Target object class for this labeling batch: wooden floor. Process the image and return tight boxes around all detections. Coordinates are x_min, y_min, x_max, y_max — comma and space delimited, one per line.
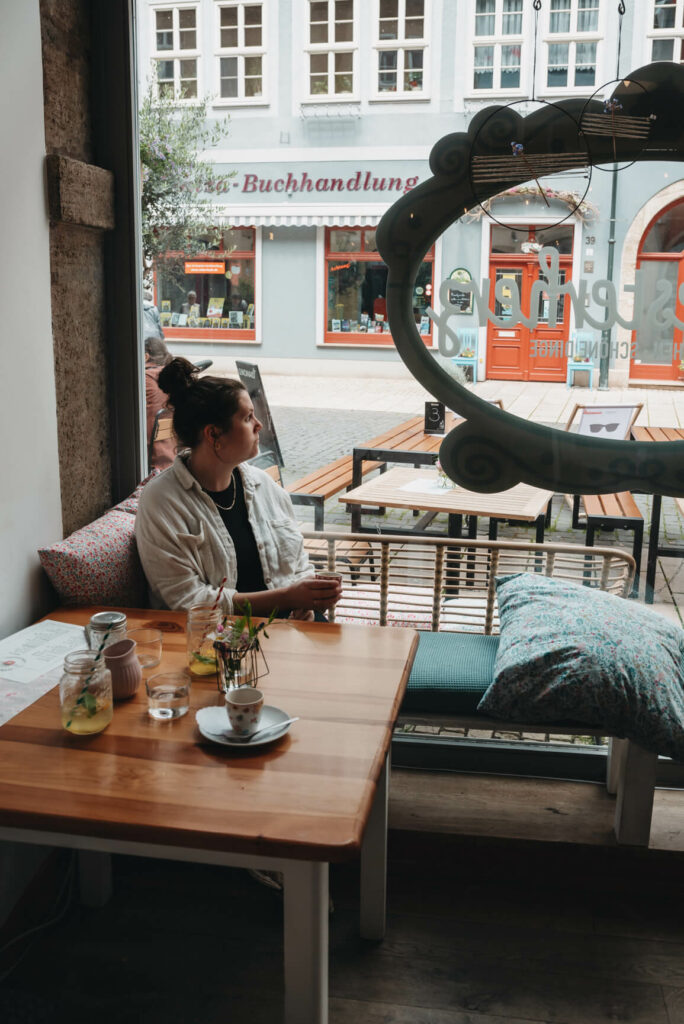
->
2, 770, 684, 1024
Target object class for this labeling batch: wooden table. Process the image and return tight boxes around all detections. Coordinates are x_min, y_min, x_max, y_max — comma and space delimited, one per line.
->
632, 426, 684, 603
351, 412, 461, 488
0, 607, 417, 1024
343, 466, 554, 541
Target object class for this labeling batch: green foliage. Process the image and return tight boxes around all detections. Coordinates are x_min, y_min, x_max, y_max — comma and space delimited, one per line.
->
220, 601, 277, 651
139, 77, 235, 284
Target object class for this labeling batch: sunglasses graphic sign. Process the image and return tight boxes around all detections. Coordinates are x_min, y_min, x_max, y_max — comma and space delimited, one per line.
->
377, 62, 684, 497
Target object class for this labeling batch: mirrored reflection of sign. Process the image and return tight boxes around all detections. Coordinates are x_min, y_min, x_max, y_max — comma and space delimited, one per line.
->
447, 267, 474, 314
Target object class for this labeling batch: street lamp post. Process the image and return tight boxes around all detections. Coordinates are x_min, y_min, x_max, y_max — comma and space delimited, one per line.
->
598, 163, 619, 390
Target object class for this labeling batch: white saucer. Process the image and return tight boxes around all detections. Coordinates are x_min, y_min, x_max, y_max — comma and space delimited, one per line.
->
196, 704, 293, 748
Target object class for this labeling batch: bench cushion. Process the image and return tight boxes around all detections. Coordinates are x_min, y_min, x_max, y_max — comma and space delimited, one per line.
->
404, 631, 500, 714
478, 573, 684, 760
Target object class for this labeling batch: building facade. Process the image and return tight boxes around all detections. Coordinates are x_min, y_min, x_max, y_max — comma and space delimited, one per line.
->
137, 0, 684, 383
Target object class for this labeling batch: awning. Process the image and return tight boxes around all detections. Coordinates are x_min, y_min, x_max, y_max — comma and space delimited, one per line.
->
211, 204, 387, 227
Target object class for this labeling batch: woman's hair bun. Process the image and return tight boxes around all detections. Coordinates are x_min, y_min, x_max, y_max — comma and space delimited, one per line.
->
158, 357, 198, 405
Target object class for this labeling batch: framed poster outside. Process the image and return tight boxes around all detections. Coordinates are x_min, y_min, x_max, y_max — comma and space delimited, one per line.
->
448, 268, 474, 314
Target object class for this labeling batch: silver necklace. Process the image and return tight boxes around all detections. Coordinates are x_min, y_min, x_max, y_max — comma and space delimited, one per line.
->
209, 471, 236, 511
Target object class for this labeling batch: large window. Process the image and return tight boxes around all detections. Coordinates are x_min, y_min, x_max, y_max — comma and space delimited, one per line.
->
375, 0, 428, 97
544, 0, 600, 89
325, 228, 434, 345
216, 2, 265, 101
152, 4, 199, 99
649, 0, 684, 61
306, 0, 356, 99
155, 228, 257, 341
472, 0, 523, 92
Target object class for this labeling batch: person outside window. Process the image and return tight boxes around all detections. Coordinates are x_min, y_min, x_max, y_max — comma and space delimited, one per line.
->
144, 336, 175, 471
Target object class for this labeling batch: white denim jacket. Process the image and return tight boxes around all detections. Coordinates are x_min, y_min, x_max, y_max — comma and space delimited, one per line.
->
135, 455, 311, 612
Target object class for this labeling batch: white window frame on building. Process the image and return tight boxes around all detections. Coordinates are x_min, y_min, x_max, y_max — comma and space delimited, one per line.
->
214, 1, 267, 104
469, 0, 527, 97
540, 0, 603, 94
150, 2, 201, 101
304, 0, 358, 102
371, 0, 430, 101
647, 0, 684, 63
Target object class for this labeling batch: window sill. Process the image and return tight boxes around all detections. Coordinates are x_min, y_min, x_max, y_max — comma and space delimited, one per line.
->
212, 99, 270, 108
164, 327, 258, 343
322, 333, 434, 348
368, 94, 431, 103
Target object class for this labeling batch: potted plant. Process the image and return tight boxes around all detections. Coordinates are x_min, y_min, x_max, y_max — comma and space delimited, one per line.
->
213, 602, 276, 693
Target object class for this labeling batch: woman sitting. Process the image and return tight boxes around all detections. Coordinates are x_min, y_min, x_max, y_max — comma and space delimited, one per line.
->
136, 357, 342, 619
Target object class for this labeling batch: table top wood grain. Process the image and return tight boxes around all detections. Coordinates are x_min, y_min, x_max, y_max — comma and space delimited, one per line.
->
343, 467, 554, 521
0, 608, 417, 862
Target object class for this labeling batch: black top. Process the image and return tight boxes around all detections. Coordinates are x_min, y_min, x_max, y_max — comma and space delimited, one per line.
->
206, 470, 267, 595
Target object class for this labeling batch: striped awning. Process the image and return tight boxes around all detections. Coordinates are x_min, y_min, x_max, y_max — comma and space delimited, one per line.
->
212, 204, 386, 227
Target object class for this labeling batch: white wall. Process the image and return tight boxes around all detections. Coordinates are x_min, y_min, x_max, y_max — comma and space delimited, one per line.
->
0, 0, 62, 641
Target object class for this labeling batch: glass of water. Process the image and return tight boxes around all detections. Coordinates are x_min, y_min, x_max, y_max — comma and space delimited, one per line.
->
126, 628, 163, 668
145, 672, 190, 720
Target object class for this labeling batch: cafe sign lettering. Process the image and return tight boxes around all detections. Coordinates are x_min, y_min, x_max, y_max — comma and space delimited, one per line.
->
378, 63, 684, 497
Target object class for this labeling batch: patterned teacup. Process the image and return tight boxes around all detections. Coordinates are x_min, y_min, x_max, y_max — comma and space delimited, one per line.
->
225, 687, 264, 737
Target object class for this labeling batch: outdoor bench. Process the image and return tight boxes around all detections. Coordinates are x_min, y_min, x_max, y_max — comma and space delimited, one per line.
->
302, 530, 661, 848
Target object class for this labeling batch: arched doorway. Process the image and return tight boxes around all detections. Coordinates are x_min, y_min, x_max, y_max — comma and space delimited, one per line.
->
630, 198, 684, 381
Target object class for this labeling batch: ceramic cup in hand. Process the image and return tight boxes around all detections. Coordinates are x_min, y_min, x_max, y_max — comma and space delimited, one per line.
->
225, 687, 264, 737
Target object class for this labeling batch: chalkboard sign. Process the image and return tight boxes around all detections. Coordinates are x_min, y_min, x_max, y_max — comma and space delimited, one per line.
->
447, 267, 474, 314
236, 361, 285, 468
424, 401, 446, 435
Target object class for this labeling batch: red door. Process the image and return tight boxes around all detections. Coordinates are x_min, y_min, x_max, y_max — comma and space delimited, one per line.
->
629, 254, 684, 380
486, 227, 573, 382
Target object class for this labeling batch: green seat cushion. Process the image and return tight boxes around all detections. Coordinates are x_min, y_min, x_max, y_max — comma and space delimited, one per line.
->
404, 631, 500, 715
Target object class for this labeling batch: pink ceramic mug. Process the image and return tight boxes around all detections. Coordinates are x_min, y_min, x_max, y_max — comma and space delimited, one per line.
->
104, 638, 142, 700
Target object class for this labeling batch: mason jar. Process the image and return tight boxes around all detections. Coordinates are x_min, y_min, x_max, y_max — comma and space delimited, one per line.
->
187, 604, 222, 678
59, 650, 113, 735
85, 611, 128, 651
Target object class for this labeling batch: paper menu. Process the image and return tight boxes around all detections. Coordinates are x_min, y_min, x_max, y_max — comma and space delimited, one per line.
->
0, 619, 86, 685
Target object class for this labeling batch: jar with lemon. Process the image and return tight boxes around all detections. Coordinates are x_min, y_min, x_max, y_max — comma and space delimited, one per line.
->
187, 604, 222, 677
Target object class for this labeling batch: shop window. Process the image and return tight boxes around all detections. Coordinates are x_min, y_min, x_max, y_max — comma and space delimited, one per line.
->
543, 0, 600, 89
155, 228, 257, 341
324, 227, 434, 346
306, 0, 356, 98
490, 223, 574, 255
375, 0, 428, 96
472, 0, 523, 91
216, 3, 265, 100
152, 5, 199, 99
649, 0, 684, 61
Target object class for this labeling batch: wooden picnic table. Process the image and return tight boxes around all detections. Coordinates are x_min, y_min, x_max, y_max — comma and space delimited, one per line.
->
287, 412, 460, 529
632, 426, 684, 603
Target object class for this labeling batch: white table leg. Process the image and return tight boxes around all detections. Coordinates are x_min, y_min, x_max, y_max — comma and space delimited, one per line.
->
606, 736, 627, 795
614, 741, 658, 846
360, 753, 389, 941
78, 850, 112, 906
283, 860, 328, 1024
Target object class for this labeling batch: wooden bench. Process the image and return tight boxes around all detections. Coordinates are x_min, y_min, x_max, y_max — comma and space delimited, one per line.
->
572, 492, 643, 597
301, 529, 662, 847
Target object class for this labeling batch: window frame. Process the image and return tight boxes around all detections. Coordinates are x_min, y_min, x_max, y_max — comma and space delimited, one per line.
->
539, 0, 603, 95
371, 0, 431, 102
213, 1, 268, 106
647, 0, 684, 64
303, 0, 359, 103
154, 228, 260, 344
149, 1, 202, 103
323, 227, 435, 347
467, 0, 527, 98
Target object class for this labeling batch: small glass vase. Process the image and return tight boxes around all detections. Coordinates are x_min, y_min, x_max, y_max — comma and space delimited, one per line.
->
214, 638, 269, 694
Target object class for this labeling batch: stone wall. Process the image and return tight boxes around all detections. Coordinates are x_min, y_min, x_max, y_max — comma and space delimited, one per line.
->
40, 0, 113, 535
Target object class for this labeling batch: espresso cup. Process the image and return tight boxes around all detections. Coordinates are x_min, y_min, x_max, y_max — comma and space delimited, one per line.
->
225, 687, 264, 737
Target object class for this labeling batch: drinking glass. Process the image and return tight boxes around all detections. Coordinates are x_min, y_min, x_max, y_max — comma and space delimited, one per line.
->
145, 672, 191, 720
126, 627, 163, 668
60, 651, 113, 735
187, 604, 221, 677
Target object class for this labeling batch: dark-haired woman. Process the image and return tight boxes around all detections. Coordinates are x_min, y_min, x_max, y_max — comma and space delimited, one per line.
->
135, 357, 342, 618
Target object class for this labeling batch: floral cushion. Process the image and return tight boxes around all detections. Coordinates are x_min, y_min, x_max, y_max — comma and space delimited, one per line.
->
477, 573, 684, 760
37, 476, 161, 607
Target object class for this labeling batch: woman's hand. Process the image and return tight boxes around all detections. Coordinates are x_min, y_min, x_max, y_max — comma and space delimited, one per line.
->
284, 576, 343, 612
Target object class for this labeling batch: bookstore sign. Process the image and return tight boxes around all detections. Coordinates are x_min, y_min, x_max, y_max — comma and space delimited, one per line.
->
184, 261, 225, 275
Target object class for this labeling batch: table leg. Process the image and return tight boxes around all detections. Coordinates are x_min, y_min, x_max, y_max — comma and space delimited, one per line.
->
645, 494, 662, 605
360, 753, 389, 941
283, 860, 329, 1024
78, 850, 112, 907
535, 514, 545, 544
